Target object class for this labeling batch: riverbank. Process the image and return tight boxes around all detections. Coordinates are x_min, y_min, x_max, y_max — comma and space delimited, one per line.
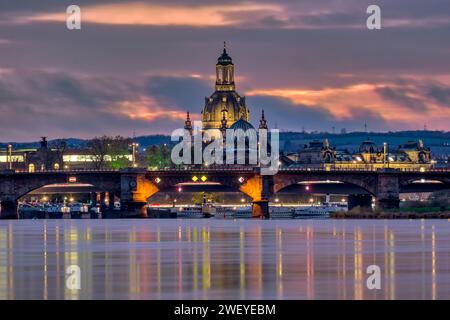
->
332, 210, 450, 219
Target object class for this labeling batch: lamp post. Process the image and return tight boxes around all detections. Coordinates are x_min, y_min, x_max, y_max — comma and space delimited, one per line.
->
383, 142, 389, 168
7, 144, 12, 170
131, 142, 139, 167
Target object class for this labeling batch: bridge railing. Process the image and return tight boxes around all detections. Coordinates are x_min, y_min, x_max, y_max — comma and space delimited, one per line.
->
12, 168, 120, 174
5, 166, 450, 175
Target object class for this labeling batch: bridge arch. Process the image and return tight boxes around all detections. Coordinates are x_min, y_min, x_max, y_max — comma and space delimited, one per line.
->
144, 171, 261, 202
7, 172, 121, 202
398, 176, 450, 194
273, 172, 377, 196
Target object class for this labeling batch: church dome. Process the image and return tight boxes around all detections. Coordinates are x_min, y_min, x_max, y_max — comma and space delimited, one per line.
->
230, 118, 255, 131
359, 140, 378, 153
202, 91, 249, 129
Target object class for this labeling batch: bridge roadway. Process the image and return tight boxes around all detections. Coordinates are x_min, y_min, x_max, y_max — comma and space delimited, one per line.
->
1, 167, 449, 218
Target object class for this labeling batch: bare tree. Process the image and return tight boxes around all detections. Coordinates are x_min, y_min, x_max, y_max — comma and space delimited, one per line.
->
87, 136, 132, 169
88, 136, 110, 169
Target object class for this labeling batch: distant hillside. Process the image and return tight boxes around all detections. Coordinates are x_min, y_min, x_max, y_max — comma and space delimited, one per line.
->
2, 131, 449, 157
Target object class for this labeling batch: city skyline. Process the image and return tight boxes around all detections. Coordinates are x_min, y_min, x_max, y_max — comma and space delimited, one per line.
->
1, 0, 450, 141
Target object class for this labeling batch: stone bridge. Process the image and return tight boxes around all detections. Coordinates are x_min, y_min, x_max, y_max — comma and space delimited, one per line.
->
1, 167, 449, 219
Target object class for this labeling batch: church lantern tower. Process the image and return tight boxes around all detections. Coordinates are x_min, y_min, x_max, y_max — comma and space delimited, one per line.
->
215, 42, 235, 92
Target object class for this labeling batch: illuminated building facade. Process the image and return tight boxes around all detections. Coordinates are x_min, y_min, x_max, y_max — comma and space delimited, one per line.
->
289, 139, 433, 171
0, 137, 132, 171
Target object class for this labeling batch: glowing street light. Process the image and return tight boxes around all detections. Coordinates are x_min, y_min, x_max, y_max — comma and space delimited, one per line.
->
7, 144, 12, 170
131, 142, 139, 167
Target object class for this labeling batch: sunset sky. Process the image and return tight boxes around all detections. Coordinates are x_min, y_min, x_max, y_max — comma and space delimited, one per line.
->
0, 0, 449, 141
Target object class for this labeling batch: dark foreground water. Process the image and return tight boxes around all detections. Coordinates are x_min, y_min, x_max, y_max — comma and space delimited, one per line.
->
0, 219, 449, 300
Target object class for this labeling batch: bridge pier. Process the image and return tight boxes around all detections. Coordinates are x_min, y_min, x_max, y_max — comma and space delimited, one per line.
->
348, 194, 372, 211
376, 197, 400, 211
0, 200, 18, 219
376, 170, 400, 211
252, 200, 269, 218
239, 171, 272, 219
120, 201, 147, 218
120, 169, 159, 218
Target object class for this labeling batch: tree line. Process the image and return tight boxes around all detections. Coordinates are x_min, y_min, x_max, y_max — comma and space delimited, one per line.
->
86, 135, 172, 170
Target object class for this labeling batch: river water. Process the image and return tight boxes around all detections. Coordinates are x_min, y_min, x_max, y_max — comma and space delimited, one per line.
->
0, 219, 448, 300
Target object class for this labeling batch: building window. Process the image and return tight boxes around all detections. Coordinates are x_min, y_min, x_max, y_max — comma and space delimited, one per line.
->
28, 164, 35, 173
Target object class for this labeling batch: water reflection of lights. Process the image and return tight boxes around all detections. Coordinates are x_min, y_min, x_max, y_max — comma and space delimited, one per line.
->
0, 221, 447, 299
354, 227, 363, 300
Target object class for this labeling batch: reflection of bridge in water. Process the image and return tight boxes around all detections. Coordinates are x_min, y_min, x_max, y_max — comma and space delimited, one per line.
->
1, 167, 449, 218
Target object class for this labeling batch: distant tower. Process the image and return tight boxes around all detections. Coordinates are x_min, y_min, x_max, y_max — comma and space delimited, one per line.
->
184, 111, 193, 135
364, 122, 368, 133
220, 110, 228, 133
259, 109, 268, 130
40, 137, 48, 149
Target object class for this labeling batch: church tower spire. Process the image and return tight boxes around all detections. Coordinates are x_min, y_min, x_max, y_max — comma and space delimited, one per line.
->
220, 109, 228, 132
259, 109, 268, 129
184, 111, 193, 135
215, 41, 235, 91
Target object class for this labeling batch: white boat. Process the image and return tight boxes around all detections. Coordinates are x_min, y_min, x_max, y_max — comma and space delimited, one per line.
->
214, 206, 235, 219
270, 206, 295, 219
177, 206, 204, 218
294, 205, 333, 218
320, 202, 348, 213
18, 204, 46, 219
233, 206, 252, 218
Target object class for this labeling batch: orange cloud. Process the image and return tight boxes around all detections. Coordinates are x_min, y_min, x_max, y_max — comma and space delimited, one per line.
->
246, 82, 450, 128
21, 2, 284, 27
110, 96, 198, 123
